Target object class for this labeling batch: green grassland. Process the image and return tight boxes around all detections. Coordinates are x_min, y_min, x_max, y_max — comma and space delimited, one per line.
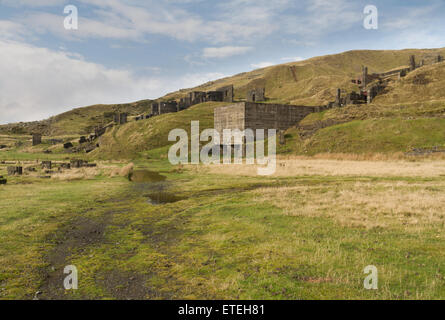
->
1, 159, 445, 299
2, 48, 445, 300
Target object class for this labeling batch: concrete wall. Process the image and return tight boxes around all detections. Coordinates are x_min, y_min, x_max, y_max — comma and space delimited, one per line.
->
214, 102, 324, 138
244, 102, 320, 131
214, 102, 246, 137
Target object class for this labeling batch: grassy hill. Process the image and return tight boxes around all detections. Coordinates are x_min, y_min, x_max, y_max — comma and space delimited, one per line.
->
92, 48, 445, 159
0, 100, 152, 136
3, 47, 445, 159
94, 102, 226, 159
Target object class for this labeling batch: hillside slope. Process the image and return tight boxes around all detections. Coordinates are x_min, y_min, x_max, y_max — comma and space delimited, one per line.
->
94, 102, 226, 159
93, 48, 445, 159
164, 48, 445, 106
4, 47, 445, 158
0, 100, 152, 136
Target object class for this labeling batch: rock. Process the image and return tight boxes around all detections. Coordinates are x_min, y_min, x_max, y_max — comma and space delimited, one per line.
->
63, 142, 74, 149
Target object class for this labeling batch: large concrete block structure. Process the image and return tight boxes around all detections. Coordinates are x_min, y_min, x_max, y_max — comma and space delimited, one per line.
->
214, 102, 326, 138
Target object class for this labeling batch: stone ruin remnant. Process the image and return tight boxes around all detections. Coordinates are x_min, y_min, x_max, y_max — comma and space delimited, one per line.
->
151, 101, 178, 116
247, 88, 266, 102
41, 161, 52, 170
345, 91, 367, 105
334, 88, 343, 107
362, 66, 369, 88
216, 85, 234, 103
410, 55, 416, 71
79, 136, 87, 144
279, 131, 286, 145
60, 163, 71, 169
64, 142, 74, 149
438, 55, 443, 63
7, 166, 23, 176
32, 133, 42, 146
114, 113, 128, 125
0, 176, 7, 185
70, 159, 87, 168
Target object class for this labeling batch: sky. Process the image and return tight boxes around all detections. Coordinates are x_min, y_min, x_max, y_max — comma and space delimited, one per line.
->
0, 0, 444, 124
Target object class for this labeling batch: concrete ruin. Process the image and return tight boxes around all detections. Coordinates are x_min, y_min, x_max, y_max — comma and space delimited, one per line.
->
410, 55, 416, 71
114, 113, 128, 125
70, 159, 94, 168
214, 102, 328, 138
247, 88, 266, 102
60, 163, 71, 169
151, 85, 234, 117
151, 101, 178, 116
79, 136, 87, 144
32, 133, 42, 146
7, 166, 23, 176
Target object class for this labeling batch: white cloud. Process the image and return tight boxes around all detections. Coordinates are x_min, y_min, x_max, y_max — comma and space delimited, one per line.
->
203, 46, 252, 59
281, 56, 305, 62
9, 0, 281, 44
0, 39, 226, 124
250, 62, 275, 69
0, 20, 28, 40
250, 56, 305, 69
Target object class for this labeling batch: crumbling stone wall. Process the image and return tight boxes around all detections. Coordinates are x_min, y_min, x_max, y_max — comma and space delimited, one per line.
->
7, 166, 23, 176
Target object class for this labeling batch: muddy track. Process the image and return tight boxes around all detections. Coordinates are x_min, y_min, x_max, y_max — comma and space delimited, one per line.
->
35, 174, 270, 300
36, 184, 169, 300
36, 196, 147, 300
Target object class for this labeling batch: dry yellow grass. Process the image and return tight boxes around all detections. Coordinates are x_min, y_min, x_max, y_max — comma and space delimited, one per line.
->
50, 167, 102, 181
203, 158, 445, 178
252, 181, 445, 229
109, 162, 134, 178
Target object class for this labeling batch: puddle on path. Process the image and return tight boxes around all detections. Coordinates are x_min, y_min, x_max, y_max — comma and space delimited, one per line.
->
130, 170, 166, 183
129, 170, 182, 205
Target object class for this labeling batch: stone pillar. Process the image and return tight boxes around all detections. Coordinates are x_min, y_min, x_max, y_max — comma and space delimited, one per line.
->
362, 66, 368, 88
32, 134, 42, 146
410, 55, 416, 71
279, 131, 286, 145
335, 88, 341, 106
